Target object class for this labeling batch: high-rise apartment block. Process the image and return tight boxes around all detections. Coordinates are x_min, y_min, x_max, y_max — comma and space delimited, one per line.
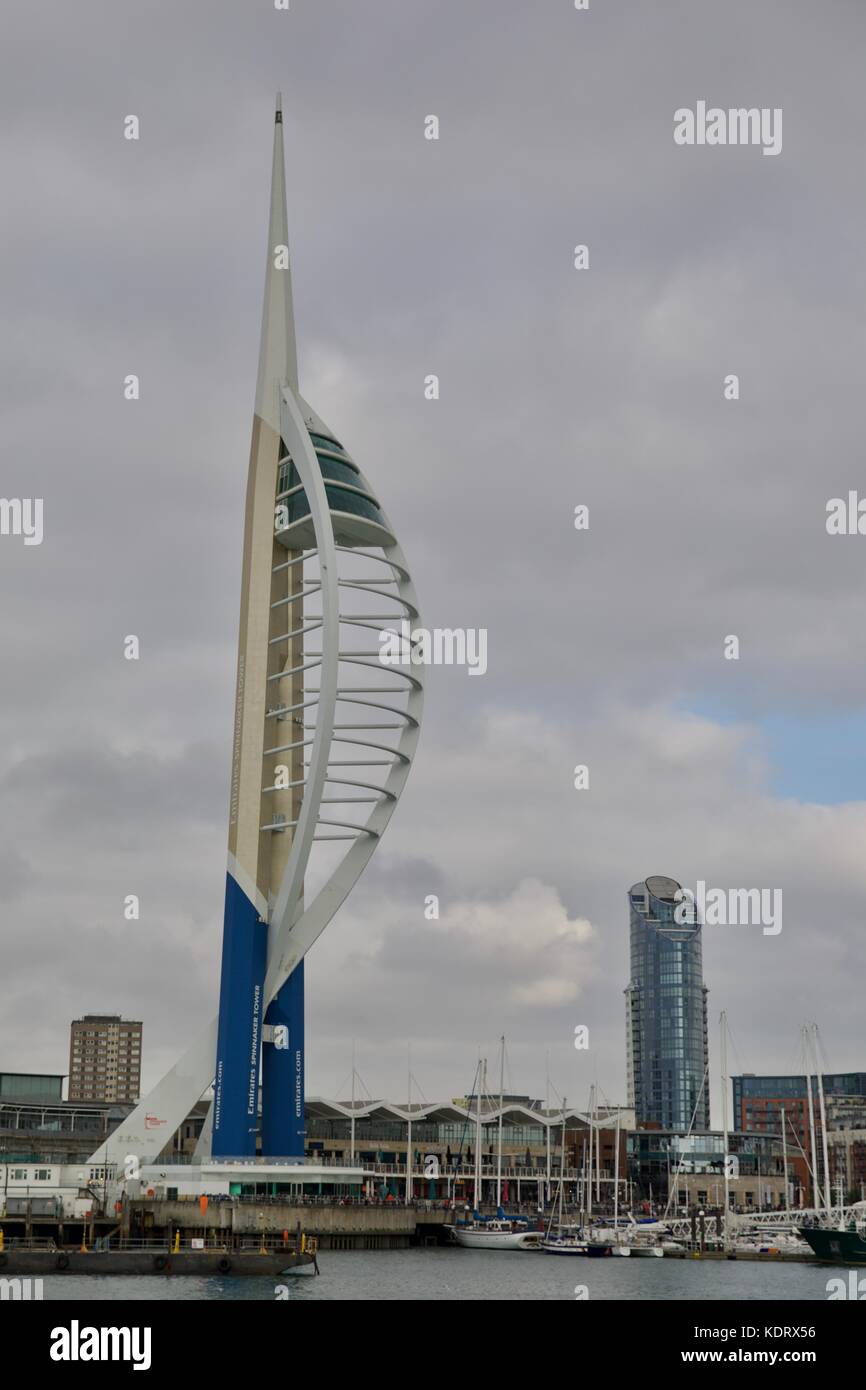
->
68, 1014, 142, 1103
626, 875, 710, 1131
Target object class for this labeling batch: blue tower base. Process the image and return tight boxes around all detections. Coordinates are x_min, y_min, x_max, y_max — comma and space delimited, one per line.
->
261, 964, 305, 1159
212, 872, 268, 1158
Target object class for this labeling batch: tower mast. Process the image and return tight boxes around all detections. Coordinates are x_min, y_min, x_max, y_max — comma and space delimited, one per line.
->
213, 93, 305, 1158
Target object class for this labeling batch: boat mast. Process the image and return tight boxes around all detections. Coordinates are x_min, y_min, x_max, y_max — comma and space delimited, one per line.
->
803, 1024, 819, 1213
406, 1045, 412, 1207
594, 1081, 600, 1204
544, 1103, 566, 1241
721, 1011, 730, 1249
496, 1035, 504, 1208
781, 1104, 789, 1210
545, 1053, 552, 1206
561, 1097, 567, 1219
586, 1085, 593, 1219
614, 1108, 621, 1234
350, 1039, 356, 1166
473, 1058, 483, 1211
812, 1024, 832, 1219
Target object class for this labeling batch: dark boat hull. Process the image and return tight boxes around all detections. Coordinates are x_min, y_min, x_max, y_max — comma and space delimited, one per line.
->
799, 1226, 866, 1264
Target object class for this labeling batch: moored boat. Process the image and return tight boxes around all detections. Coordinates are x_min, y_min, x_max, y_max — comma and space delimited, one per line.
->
799, 1221, 866, 1264
453, 1219, 543, 1250
625, 1234, 664, 1257
541, 1235, 589, 1256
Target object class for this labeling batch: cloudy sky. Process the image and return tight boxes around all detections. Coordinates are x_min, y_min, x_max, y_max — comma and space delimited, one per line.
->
1, 0, 864, 1124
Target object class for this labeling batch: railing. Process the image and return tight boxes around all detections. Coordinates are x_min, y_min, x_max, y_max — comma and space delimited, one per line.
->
145, 1155, 574, 1178
137, 1194, 455, 1210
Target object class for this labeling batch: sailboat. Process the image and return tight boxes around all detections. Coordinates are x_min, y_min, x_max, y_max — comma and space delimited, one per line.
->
622, 1222, 664, 1257
452, 1043, 544, 1251
539, 1096, 587, 1254
453, 1218, 544, 1250
606, 1112, 632, 1256
799, 1212, 866, 1264
581, 1091, 614, 1256
799, 1186, 866, 1261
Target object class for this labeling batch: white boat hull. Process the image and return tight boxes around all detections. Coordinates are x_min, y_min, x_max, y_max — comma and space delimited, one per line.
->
454, 1228, 541, 1250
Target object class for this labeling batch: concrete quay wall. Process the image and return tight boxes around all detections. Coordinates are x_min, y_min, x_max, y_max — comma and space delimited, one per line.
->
130, 1200, 450, 1249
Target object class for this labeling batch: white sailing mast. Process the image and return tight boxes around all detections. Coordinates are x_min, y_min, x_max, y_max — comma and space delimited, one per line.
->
406, 1045, 412, 1207
803, 1024, 819, 1212
613, 1108, 621, 1239
812, 1023, 832, 1219
781, 1104, 789, 1210
721, 1011, 730, 1250
496, 1036, 504, 1208
473, 1057, 483, 1211
545, 1053, 552, 1205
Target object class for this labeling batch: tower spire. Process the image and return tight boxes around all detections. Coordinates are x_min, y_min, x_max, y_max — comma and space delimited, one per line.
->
254, 93, 298, 429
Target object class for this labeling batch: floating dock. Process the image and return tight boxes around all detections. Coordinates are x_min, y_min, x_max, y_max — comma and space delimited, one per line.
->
0, 1246, 317, 1276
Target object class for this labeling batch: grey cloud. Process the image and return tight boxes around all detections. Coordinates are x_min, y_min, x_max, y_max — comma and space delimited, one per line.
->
0, 0, 862, 1112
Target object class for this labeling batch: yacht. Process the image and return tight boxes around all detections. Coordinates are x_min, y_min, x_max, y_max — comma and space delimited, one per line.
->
452, 1219, 543, 1250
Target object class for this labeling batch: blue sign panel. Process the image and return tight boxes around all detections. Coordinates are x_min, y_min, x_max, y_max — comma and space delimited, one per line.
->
261, 963, 305, 1159
212, 871, 268, 1157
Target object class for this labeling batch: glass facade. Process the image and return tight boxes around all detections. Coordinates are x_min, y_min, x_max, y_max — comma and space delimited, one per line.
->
733, 1073, 866, 1105
276, 438, 388, 532
0, 1073, 63, 1100
626, 875, 710, 1131
308, 432, 348, 456
281, 483, 386, 529
305, 1117, 548, 1146
732, 1073, 866, 1136
0, 1101, 118, 1137
627, 1129, 784, 1185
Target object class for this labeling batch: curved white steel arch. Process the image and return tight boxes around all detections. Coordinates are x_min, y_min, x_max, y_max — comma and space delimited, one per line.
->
268, 385, 341, 973
264, 387, 424, 999
88, 388, 423, 1166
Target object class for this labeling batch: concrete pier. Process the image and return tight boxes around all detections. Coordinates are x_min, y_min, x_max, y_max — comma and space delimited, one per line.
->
128, 1199, 451, 1250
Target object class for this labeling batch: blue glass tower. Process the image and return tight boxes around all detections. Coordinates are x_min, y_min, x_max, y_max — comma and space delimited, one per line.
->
626, 875, 710, 1131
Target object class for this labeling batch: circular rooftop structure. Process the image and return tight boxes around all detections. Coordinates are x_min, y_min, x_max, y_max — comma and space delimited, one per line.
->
644, 875, 682, 903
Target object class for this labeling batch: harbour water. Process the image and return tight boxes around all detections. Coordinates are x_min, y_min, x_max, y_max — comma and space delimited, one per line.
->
36, 1250, 850, 1301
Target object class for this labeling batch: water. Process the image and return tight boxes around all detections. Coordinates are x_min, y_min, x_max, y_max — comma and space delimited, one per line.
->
36, 1250, 849, 1300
